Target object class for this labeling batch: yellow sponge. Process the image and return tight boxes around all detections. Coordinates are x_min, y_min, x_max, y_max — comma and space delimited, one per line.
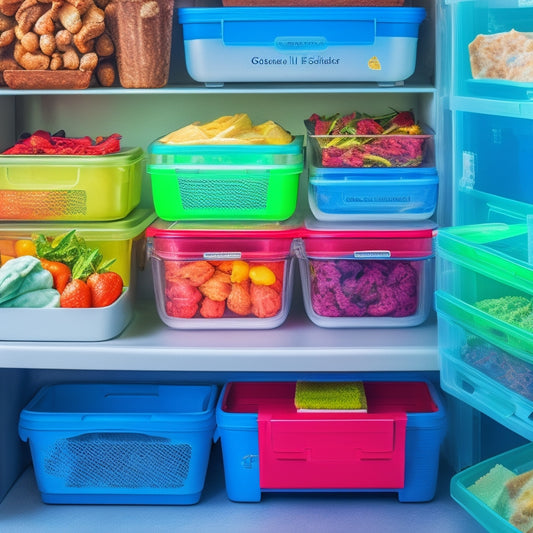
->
294, 381, 367, 412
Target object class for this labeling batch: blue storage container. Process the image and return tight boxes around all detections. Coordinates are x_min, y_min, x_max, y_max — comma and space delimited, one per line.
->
451, 442, 533, 533
308, 166, 438, 221
18, 383, 218, 505
178, 7, 426, 86
214, 379, 446, 503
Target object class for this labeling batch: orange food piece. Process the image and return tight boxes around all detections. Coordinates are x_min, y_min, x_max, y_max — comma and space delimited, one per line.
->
215, 261, 234, 274
199, 270, 232, 301
227, 280, 252, 316
40, 258, 71, 294
0, 253, 15, 266
250, 284, 282, 318
200, 297, 226, 318
0, 239, 16, 257
15, 239, 37, 257
167, 260, 215, 287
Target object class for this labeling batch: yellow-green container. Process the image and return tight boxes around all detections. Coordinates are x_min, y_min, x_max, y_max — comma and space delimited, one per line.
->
147, 136, 304, 221
0, 208, 156, 287
0, 147, 144, 221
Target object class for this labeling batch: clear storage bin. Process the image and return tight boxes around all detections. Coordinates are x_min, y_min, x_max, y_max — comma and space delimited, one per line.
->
146, 218, 299, 329
296, 218, 436, 328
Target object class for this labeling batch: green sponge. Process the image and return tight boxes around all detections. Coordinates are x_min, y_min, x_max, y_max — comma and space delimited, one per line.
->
294, 381, 367, 412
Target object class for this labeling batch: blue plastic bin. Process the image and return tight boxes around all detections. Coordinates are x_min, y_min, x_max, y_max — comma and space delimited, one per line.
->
178, 7, 426, 86
451, 442, 533, 533
214, 379, 446, 503
19, 383, 218, 505
308, 166, 438, 221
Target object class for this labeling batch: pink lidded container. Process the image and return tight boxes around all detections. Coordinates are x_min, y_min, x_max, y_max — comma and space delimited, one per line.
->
296, 218, 437, 328
146, 218, 301, 329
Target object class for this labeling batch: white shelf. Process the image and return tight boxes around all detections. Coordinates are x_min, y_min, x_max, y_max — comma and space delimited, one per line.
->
0, 82, 437, 96
0, 298, 439, 372
0, 447, 484, 533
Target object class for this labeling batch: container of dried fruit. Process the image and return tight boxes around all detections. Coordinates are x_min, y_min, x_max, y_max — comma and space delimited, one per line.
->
146, 218, 300, 329
0, 137, 144, 221
296, 218, 437, 328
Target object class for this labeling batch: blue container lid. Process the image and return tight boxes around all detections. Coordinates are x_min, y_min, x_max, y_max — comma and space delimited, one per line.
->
179, 7, 426, 45
309, 166, 438, 181
19, 384, 218, 435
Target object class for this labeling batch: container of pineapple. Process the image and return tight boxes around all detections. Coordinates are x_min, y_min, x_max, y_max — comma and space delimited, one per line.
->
147, 114, 304, 222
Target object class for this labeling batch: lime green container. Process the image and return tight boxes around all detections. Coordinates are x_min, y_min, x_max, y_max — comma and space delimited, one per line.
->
0, 207, 156, 287
147, 136, 304, 221
0, 147, 144, 221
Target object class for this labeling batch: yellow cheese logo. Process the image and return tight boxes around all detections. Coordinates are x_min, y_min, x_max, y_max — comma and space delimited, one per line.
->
368, 56, 381, 71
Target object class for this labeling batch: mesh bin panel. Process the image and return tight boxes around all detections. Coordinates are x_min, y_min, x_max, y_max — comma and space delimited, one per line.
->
178, 176, 268, 211
44, 432, 192, 489
0, 190, 87, 219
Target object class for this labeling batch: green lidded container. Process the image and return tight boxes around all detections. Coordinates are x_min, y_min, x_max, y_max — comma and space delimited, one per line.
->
147, 136, 304, 222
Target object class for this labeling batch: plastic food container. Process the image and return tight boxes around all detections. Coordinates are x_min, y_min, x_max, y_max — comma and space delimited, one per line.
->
0, 208, 156, 341
19, 383, 218, 505
296, 218, 436, 328
147, 136, 303, 221
306, 122, 434, 169
308, 166, 439, 221
436, 292, 533, 442
450, 442, 533, 533
178, 7, 427, 86
215, 379, 446, 503
146, 218, 300, 329
0, 147, 144, 221
436, 222, 533, 353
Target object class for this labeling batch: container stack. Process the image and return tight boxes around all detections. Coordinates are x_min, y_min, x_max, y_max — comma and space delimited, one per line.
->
0, 132, 156, 341
145, 113, 304, 329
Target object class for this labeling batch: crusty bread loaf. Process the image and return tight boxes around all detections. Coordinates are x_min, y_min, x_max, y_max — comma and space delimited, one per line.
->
469, 29, 533, 82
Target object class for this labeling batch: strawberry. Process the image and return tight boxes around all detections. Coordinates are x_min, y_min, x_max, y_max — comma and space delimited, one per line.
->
87, 271, 123, 307
60, 278, 92, 308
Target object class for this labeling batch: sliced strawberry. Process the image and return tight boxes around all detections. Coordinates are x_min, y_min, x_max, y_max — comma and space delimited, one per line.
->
87, 271, 124, 307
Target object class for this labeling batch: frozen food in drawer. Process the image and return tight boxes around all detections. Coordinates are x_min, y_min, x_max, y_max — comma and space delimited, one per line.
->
296, 218, 436, 328
0, 147, 144, 221
436, 291, 533, 442
451, 442, 533, 533
146, 218, 299, 329
436, 222, 533, 353
178, 7, 426, 86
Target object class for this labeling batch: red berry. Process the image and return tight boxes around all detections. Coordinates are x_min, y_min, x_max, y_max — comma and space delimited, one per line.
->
87, 271, 124, 307
60, 279, 92, 308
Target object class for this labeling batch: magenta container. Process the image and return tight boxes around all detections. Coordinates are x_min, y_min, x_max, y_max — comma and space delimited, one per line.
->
146, 219, 300, 329
296, 219, 437, 328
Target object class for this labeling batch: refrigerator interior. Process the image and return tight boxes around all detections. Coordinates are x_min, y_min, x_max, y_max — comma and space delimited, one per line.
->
0, 0, 528, 530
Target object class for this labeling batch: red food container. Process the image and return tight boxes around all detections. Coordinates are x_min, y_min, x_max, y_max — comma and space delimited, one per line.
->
146, 219, 300, 329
